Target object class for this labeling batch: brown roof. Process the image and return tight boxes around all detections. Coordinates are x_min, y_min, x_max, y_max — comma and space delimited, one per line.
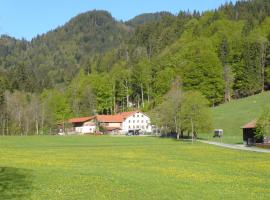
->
242, 120, 257, 129
68, 116, 95, 123
96, 115, 123, 123
119, 111, 138, 119
96, 111, 139, 123
68, 110, 141, 124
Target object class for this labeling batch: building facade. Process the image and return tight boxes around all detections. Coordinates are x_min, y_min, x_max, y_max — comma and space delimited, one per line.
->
66, 111, 152, 135
121, 111, 152, 134
68, 116, 96, 134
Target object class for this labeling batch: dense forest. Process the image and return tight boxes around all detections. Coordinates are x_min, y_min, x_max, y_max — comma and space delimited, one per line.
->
1, 0, 270, 135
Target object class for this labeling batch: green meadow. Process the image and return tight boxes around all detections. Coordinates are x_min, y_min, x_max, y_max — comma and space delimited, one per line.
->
0, 136, 270, 200
201, 91, 270, 144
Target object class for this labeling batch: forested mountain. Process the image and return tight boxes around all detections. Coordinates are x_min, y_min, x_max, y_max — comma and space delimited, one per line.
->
0, 10, 132, 91
126, 12, 173, 27
2, 0, 270, 135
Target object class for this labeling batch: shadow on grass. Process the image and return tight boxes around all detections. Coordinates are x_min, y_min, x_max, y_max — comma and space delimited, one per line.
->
0, 167, 33, 199
158, 135, 196, 143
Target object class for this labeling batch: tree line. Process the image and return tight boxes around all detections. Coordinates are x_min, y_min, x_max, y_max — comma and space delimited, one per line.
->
150, 79, 212, 140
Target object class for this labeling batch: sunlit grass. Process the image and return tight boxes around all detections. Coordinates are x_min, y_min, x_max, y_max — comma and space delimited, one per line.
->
202, 92, 270, 144
0, 136, 270, 199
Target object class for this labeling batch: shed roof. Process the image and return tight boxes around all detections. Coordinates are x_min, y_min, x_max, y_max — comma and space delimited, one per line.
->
68, 116, 95, 123
242, 120, 257, 129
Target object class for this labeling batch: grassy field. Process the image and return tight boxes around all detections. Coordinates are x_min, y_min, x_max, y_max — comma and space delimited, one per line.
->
1, 136, 270, 200
200, 91, 270, 144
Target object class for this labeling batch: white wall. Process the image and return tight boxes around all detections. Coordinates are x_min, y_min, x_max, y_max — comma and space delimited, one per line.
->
75, 125, 96, 134
108, 122, 122, 127
122, 112, 151, 134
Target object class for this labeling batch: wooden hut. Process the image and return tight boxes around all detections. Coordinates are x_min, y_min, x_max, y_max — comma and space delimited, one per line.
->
242, 120, 263, 146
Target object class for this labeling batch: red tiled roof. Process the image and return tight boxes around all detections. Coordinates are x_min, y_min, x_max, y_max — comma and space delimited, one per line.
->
242, 120, 257, 129
97, 111, 139, 123
96, 115, 123, 123
68, 116, 95, 123
69, 110, 142, 124
119, 111, 138, 119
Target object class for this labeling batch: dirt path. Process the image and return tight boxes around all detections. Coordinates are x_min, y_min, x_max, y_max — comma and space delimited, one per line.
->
199, 140, 270, 153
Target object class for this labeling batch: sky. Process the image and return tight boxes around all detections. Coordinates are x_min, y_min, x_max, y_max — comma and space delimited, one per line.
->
0, 0, 236, 40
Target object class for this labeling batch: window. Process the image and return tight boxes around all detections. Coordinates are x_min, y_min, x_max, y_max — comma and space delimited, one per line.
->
137, 120, 139, 123
142, 126, 145, 130
133, 125, 135, 128
133, 115, 135, 117
137, 115, 140, 117
133, 120, 135, 123
129, 126, 131, 129
129, 120, 131, 123
141, 120, 144, 123
136, 125, 139, 129
141, 114, 144, 117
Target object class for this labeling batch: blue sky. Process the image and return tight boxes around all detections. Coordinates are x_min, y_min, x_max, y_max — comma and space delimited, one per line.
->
0, 0, 236, 40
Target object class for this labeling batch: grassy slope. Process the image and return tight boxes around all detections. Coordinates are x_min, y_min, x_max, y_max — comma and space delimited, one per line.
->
201, 91, 270, 144
0, 136, 270, 200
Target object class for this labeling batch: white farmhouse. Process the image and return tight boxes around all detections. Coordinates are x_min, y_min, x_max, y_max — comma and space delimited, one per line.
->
120, 111, 152, 134
67, 110, 152, 135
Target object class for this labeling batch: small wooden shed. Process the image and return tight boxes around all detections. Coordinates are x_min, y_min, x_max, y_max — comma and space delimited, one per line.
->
242, 121, 256, 146
242, 120, 263, 146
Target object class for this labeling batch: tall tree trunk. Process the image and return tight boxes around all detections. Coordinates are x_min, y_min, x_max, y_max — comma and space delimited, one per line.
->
2, 117, 5, 136
147, 84, 150, 103
191, 118, 194, 144
41, 105, 44, 135
26, 119, 29, 136
122, 98, 124, 112
224, 64, 232, 102
126, 85, 129, 109
126, 50, 129, 62
175, 115, 179, 140
6, 118, 9, 136
177, 132, 180, 140
113, 84, 116, 114
36, 118, 39, 135
19, 110, 22, 136
141, 83, 144, 108
260, 42, 266, 93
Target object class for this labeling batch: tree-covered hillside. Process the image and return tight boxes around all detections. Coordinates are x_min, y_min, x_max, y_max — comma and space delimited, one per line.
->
0, 10, 132, 91
2, 0, 270, 135
126, 12, 173, 27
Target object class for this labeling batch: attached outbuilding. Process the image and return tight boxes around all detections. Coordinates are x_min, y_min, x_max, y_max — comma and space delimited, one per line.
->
68, 116, 96, 134
104, 127, 122, 135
